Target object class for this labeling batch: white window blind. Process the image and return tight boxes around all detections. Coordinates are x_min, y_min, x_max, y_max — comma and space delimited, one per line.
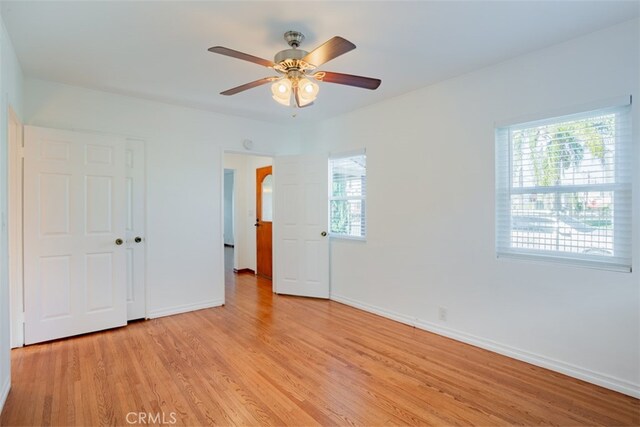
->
496, 103, 632, 271
330, 152, 366, 239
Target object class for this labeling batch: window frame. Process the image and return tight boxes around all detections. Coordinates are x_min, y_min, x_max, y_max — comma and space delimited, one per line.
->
495, 97, 632, 272
329, 149, 367, 241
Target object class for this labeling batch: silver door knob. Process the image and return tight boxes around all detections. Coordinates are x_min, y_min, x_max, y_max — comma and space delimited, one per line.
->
115, 238, 124, 245
321, 231, 327, 237
134, 236, 142, 243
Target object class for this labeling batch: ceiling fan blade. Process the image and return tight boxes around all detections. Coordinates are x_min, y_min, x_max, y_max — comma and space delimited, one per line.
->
313, 71, 381, 90
208, 46, 276, 68
302, 37, 356, 67
220, 77, 279, 96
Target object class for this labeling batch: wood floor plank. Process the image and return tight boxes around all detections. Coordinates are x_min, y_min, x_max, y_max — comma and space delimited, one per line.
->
1, 248, 638, 426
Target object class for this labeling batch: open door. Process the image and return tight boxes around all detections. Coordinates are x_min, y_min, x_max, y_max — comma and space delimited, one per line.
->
256, 166, 273, 279
23, 126, 127, 344
273, 154, 329, 298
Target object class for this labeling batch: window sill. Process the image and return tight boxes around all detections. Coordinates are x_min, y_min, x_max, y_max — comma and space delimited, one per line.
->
496, 251, 631, 273
330, 234, 366, 242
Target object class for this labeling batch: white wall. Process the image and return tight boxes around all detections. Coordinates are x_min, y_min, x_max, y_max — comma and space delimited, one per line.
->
223, 153, 272, 272
24, 78, 295, 318
305, 20, 640, 397
0, 13, 24, 412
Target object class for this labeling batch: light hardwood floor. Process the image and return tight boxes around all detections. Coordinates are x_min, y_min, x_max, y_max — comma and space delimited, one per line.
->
1, 249, 638, 426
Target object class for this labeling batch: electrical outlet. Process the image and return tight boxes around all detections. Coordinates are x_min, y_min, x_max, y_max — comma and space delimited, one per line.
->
438, 307, 448, 322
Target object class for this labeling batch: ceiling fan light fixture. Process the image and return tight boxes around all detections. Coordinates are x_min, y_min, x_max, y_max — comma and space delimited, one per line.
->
271, 78, 292, 106
210, 31, 381, 108
297, 78, 319, 106
299, 78, 319, 95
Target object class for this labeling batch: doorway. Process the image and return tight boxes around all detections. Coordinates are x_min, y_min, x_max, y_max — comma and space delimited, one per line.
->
222, 153, 273, 284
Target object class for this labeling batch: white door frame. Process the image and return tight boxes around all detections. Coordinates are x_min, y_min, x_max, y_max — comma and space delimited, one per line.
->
8, 106, 24, 348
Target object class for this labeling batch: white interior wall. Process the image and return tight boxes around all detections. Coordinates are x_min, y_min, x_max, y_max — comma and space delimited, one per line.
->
0, 13, 24, 411
23, 78, 296, 318
304, 19, 640, 397
223, 153, 272, 273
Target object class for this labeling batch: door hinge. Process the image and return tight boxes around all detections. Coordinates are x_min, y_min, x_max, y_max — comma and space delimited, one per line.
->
18, 311, 25, 324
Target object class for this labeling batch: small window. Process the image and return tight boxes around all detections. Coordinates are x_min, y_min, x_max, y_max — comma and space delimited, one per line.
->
261, 174, 273, 222
330, 152, 366, 239
496, 102, 632, 271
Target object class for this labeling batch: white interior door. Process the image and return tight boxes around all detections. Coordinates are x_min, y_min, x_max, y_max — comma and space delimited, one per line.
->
24, 126, 127, 344
273, 154, 329, 298
125, 139, 146, 320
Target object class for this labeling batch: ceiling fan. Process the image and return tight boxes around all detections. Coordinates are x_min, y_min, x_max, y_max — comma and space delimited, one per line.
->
208, 31, 381, 108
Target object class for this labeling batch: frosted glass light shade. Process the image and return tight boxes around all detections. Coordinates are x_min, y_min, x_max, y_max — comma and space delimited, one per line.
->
297, 78, 319, 106
271, 79, 292, 106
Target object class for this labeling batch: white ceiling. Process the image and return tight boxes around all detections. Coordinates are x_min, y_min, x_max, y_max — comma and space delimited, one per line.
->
2, 1, 638, 123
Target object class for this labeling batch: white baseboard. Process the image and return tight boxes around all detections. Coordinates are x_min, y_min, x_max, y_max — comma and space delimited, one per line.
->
147, 299, 224, 319
330, 293, 640, 398
0, 376, 10, 414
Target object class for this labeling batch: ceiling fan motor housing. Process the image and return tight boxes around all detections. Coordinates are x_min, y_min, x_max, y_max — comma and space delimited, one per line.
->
274, 48, 308, 64
274, 31, 315, 74
274, 47, 315, 75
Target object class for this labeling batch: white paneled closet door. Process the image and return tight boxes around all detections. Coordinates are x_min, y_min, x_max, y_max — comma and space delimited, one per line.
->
125, 139, 146, 320
23, 126, 127, 344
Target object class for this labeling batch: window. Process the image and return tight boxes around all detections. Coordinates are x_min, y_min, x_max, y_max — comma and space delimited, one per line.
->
330, 152, 366, 239
496, 101, 632, 271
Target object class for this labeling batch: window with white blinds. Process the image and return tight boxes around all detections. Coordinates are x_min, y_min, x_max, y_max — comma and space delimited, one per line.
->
496, 102, 632, 271
330, 152, 366, 239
